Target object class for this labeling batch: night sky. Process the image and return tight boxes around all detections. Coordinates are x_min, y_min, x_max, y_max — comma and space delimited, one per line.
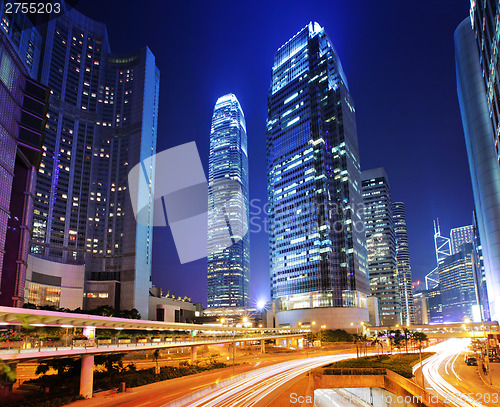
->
77, 0, 472, 306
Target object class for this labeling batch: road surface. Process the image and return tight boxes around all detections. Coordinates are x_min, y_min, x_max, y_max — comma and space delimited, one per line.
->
167, 354, 358, 407
420, 339, 499, 407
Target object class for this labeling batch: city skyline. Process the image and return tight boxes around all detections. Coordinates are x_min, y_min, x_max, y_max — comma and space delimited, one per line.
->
2, 1, 473, 307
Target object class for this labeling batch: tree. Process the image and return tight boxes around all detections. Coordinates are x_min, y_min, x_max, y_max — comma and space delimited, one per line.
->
371, 332, 385, 357
391, 329, 403, 356
352, 334, 361, 358
95, 353, 126, 373
153, 349, 160, 375
359, 334, 368, 356
412, 331, 428, 389
402, 328, 411, 354
321, 329, 353, 343
36, 358, 80, 377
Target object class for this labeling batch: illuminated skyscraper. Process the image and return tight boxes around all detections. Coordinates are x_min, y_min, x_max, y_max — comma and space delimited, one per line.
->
29, 3, 159, 317
392, 202, 415, 325
438, 243, 478, 323
207, 94, 250, 309
450, 225, 473, 254
0, 7, 49, 307
362, 168, 400, 326
470, 1, 500, 160
267, 22, 370, 329
455, 16, 500, 321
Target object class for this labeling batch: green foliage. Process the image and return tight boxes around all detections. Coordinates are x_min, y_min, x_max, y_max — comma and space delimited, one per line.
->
321, 329, 353, 342
94, 354, 126, 373
35, 358, 80, 377
323, 352, 434, 379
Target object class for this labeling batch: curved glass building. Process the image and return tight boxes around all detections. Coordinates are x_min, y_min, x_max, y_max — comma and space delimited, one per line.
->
207, 94, 250, 309
455, 18, 500, 322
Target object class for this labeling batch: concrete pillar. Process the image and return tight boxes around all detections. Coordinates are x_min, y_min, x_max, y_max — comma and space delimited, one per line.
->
275, 339, 280, 347
260, 339, 265, 354
191, 345, 197, 362
80, 355, 94, 399
286, 339, 291, 349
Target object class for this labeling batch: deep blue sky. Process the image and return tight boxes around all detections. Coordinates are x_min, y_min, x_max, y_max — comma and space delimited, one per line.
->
78, 1, 472, 305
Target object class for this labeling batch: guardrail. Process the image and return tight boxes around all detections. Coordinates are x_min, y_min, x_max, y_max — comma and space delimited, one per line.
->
0, 333, 305, 358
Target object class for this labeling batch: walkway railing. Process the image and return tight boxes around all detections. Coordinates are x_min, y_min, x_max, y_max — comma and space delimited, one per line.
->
0, 333, 304, 359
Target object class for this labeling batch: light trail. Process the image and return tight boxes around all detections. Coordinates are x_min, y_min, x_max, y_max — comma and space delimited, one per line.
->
166, 353, 362, 407
421, 339, 484, 407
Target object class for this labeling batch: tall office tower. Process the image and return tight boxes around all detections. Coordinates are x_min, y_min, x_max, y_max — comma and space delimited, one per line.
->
412, 291, 428, 325
0, 10, 49, 306
267, 22, 370, 330
392, 202, 415, 325
456, 18, 500, 321
362, 168, 400, 326
425, 268, 439, 290
0, 4, 41, 79
434, 219, 451, 264
438, 243, 479, 322
472, 211, 490, 321
427, 287, 443, 324
29, 3, 159, 316
207, 94, 250, 309
450, 225, 474, 254
470, 1, 500, 159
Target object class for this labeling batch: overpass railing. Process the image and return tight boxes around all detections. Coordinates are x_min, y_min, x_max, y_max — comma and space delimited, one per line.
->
0, 332, 304, 356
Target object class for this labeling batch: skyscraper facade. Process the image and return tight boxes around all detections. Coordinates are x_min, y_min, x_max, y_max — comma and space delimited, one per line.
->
470, 1, 500, 160
0, 9, 49, 307
450, 225, 474, 254
392, 202, 415, 325
472, 211, 490, 321
438, 243, 478, 323
29, 4, 159, 316
207, 94, 250, 309
361, 168, 400, 326
267, 22, 370, 329
455, 18, 500, 322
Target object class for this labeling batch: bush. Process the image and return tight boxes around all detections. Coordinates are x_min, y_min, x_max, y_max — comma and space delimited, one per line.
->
322, 353, 434, 379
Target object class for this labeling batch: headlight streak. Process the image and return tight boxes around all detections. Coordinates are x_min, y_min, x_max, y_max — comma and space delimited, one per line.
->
421, 339, 483, 407
170, 354, 371, 407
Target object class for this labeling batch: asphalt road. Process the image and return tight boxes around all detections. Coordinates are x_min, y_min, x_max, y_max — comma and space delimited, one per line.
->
419, 339, 500, 407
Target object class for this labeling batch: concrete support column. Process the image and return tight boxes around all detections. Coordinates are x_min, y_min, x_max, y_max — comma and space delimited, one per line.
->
275, 339, 280, 347
191, 345, 197, 362
260, 339, 265, 354
80, 355, 94, 399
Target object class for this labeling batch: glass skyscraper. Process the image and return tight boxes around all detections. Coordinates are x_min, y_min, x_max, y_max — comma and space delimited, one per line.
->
470, 1, 500, 159
450, 225, 474, 254
29, 3, 159, 317
438, 243, 478, 323
0, 6, 49, 307
392, 202, 415, 326
267, 22, 370, 329
455, 17, 500, 322
207, 94, 250, 309
362, 168, 400, 326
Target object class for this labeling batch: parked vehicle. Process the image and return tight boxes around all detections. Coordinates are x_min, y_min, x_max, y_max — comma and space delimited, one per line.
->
464, 354, 477, 366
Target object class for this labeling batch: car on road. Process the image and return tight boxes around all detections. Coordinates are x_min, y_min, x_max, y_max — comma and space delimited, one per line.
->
464, 355, 477, 366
